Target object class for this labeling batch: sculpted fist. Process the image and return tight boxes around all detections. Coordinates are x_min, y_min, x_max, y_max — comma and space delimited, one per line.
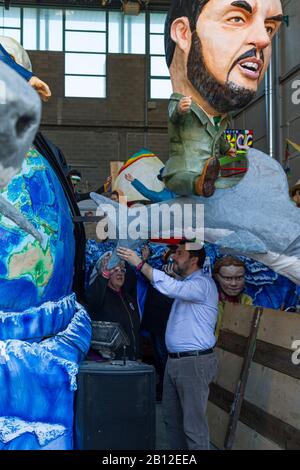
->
125, 173, 134, 183
178, 96, 192, 114
29, 76, 51, 102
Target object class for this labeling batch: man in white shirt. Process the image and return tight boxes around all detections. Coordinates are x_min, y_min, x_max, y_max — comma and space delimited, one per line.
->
117, 241, 219, 450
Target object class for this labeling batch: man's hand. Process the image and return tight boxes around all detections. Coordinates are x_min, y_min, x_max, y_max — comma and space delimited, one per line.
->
163, 261, 182, 280
118, 247, 154, 282
29, 76, 51, 102
125, 173, 134, 183
163, 262, 175, 277
178, 96, 192, 115
117, 247, 142, 267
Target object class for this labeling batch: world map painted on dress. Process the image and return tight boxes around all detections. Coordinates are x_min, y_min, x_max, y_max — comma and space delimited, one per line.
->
0, 148, 75, 312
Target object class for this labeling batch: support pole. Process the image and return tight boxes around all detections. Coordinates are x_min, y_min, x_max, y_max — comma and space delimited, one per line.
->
224, 307, 264, 450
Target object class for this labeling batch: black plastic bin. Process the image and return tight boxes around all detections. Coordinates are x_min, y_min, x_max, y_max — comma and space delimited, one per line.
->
74, 360, 156, 450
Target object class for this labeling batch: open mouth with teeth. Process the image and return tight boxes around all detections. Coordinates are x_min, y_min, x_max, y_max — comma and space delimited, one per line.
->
237, 59, 263, 80
241, 62, 259, 72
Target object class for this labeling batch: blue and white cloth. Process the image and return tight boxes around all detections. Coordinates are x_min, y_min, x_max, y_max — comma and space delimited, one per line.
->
0, 294, 91, 450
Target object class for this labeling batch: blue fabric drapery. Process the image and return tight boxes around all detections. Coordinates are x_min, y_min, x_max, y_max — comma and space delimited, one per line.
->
0, 44, 33, 82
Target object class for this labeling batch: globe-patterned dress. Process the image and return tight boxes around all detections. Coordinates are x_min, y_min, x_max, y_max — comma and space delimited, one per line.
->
0, 147, 91, 450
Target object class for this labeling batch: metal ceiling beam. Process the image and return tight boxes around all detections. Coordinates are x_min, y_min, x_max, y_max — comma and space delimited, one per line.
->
12, 0, 170, 11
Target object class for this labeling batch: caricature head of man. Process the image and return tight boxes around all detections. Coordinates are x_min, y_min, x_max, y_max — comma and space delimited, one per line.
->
165, 0, 283, 113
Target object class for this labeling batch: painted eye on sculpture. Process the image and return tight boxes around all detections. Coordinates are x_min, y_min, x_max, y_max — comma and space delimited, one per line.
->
266, 25, 275, 36
228, 16, 245, 25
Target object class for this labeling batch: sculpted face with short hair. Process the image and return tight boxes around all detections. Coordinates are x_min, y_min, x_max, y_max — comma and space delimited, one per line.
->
167, 0, 283, 114
215, 264, 246, 297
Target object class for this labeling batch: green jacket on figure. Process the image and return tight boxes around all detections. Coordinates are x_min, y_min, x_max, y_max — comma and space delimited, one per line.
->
163, 93, 231, 196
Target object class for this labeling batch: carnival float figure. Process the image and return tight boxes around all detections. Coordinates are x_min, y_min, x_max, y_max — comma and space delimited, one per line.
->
92, 0, 300, 285
162, 0, 283, 196
0, 46, 91, 450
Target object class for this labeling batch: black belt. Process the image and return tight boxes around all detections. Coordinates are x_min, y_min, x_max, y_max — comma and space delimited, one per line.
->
168, 348, 214, 359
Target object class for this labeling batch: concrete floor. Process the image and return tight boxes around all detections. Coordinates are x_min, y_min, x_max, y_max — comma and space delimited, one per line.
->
155, 403, 169, 450
155, 403, 218, 450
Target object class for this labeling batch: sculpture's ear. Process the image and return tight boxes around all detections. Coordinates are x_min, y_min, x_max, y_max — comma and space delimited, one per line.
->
170, 16, 192, 54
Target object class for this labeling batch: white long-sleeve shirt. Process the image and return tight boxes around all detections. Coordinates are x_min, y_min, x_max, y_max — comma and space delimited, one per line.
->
152, 269, 218, 353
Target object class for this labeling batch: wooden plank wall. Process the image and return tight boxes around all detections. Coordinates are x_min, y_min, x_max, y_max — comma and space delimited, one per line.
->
208, 303, 300, 450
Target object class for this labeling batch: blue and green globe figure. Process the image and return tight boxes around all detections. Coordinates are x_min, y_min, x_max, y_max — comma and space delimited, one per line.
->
0, 148, 91, 450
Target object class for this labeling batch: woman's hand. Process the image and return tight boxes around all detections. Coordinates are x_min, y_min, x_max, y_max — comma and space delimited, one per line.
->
141, 245, 151, 261
99, 253, 112, 278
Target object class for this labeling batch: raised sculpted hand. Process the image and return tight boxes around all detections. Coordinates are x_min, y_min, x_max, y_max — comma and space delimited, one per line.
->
178, 96, 192, 115
125, 173, 134, 183
29, 76, 51, 102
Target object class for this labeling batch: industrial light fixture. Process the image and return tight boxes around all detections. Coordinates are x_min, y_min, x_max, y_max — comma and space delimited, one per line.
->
121, 1, 142, 16
283, 15, 289, 27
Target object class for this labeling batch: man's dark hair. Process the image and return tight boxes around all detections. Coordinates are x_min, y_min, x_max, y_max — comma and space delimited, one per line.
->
165, 0, 210, 68
179, 239, 206, 268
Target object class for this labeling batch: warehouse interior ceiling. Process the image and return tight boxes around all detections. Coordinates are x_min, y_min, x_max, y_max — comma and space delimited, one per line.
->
1, 0, 171, 11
